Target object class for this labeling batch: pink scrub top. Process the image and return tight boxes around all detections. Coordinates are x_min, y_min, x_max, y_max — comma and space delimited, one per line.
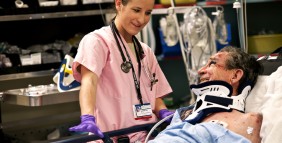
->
72, 26, 172, 141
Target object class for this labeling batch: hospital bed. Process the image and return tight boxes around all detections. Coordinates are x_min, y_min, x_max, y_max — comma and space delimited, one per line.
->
38, 123, 158, 143
42, 48, 282, 143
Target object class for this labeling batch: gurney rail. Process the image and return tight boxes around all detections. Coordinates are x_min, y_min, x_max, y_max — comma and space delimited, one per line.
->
46, 123, 156, 143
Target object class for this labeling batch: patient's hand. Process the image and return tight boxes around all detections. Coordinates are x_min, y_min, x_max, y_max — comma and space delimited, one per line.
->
180, 109, 193, 120
202, 110, 262, 143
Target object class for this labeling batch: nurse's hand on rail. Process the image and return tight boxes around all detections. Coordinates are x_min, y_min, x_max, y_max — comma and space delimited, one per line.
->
159, 109, 174, 123
69, 114, 104, 138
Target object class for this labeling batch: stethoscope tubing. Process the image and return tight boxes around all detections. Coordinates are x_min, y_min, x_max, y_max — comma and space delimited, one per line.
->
110, 20, 155, 84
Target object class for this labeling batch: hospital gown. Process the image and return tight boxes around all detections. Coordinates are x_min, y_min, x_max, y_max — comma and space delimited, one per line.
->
148, 106, 251, 143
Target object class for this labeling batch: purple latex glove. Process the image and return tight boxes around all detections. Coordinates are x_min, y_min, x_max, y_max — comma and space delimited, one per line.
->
69, 114, 104, 138
158, 109, 174, 123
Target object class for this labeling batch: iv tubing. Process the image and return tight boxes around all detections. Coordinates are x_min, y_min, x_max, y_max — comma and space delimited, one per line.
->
144, 113, 174, 143
235, 0, 248, 53
167, 0, 189, 81
243, 0, 248, 52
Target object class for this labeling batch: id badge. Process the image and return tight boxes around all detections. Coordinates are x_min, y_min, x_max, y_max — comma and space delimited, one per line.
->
133, 103, 153, 120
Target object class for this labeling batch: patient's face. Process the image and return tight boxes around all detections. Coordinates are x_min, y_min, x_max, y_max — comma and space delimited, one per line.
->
198, 51, 234, 83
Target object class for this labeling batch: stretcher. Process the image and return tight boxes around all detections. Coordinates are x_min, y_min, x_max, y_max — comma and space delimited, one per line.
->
47, 123, 157, 143
48, 48, 282, 143
42, 113, 174, 143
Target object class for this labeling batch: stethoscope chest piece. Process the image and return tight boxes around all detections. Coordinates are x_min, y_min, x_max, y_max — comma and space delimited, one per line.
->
121, 61, 132, 73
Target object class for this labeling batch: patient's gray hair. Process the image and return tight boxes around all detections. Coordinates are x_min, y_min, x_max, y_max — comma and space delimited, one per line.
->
219, 46, 263, 90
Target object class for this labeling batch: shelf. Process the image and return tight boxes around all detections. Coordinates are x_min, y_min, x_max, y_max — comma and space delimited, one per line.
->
152, 6, 193, 15
0, 1, 115, 21
197, 0, 278, 6
0, 0, 278, 21
152, 5, 222, 15
0, 70, 55, 82
0, 62, 61, 76
0, 8, 113, 21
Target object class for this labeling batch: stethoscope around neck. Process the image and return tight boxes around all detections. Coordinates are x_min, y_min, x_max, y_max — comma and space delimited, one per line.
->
110, 20, 158, 89
110, 20, 144, 73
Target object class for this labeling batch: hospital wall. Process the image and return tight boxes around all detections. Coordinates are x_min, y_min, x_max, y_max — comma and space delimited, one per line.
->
0, 1, 281, 142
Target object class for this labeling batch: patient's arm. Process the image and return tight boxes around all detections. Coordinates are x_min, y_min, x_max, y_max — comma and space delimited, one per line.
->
202, 110, 262, 143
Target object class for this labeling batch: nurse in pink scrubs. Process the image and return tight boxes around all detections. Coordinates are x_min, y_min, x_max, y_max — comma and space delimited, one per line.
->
69, 0, 174, 142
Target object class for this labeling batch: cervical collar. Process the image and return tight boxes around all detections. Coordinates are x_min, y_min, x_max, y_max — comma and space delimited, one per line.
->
53, 55, 80, 92
185, 80, 251, 124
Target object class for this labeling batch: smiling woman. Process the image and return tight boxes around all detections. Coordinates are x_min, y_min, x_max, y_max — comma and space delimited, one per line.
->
68, 0, 174, 142
114, 0, 155, 42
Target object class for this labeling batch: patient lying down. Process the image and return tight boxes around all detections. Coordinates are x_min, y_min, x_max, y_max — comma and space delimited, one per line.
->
149, 46, 263, 143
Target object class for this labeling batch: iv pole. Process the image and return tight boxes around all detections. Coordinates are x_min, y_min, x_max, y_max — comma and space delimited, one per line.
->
166, 0, 222, 104
168, 0, 197, 104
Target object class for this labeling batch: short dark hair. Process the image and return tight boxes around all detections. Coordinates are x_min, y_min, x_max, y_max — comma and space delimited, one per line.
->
219, 46, 263, 92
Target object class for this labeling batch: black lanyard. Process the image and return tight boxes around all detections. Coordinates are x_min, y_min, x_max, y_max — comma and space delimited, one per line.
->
110, 21, 144, 105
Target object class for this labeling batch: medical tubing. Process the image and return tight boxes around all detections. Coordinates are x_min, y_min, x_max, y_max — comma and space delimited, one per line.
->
98, 3, 107, 25
142, 11, 156, 50
237, 0, 246, 52
184, 6, 212, 77
110, 22, 127, 62
111, 21, 144, 104
170, 0, 175, 7
236, 9, 242, 52
147, 20, 156, 53
144, 113, 174, 143
243, 0, 248, 53
240, 1, 246, 52
172, 8, 188, 84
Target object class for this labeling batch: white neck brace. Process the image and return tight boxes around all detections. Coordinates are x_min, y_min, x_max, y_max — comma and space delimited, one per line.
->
185, 80, 251, 124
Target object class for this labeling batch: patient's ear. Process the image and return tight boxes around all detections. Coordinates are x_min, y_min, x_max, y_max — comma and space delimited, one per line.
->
232, 69, 244, 83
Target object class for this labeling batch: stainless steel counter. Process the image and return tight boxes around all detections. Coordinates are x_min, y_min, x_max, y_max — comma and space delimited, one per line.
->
1, 87, 79, 106
0, 70, 79, 106
0, 70, 57, 91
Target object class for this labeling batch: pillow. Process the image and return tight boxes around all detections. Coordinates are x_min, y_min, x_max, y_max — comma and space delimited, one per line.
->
246, 66, 282, 143
245, 75, 268, 113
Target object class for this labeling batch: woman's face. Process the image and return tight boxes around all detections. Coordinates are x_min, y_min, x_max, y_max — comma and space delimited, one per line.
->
115, 0, 154, 41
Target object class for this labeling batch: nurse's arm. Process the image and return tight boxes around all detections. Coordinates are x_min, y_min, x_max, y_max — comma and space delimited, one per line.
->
79, 65, 99, 116
154, 97, 168, 117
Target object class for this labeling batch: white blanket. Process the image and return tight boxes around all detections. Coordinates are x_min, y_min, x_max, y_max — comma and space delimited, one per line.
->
246, 66, 282, 143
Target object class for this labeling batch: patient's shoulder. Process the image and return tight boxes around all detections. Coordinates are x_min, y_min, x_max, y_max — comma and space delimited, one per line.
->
244, 112, 262, 120
239, 112, 262, 143
202, 110, 262, 143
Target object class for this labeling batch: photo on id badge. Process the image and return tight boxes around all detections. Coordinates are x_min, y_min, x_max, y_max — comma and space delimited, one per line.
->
133, 103, 152, 120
